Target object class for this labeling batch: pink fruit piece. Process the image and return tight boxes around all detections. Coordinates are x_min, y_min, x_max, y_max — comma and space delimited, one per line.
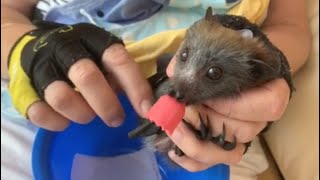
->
147, 95, 186, 135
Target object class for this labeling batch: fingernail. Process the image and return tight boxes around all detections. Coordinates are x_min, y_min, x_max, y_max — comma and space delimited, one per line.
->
108, 114, 124, 127
168, 150, 176, 158
141, 99, 152, 116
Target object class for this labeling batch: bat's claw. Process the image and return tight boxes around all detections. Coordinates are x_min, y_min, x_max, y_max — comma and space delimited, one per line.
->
210, 123, 237, 151
182, 113, 211, 140
199, 113, 211, 139
243, 141, 252, 154
222, 136, 237, 151
210, 123, 226, 146
173, 145, 185, 157
128, 120, 161, 138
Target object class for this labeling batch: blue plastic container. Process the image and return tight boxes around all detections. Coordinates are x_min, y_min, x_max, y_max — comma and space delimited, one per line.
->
32, 94, 229, 180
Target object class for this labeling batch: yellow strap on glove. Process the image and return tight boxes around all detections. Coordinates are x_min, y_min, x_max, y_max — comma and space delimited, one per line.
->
8, 35, 39, 118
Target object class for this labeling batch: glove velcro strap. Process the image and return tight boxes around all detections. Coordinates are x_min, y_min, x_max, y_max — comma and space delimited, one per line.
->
8, 35, 40, 118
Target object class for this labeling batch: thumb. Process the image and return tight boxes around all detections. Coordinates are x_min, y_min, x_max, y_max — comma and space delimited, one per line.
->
166, 55, 177, 78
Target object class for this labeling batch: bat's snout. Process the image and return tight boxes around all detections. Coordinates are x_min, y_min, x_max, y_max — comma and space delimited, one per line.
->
169, 88, 185, 102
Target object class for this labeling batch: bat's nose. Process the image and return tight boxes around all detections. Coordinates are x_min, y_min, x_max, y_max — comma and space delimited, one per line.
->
169, 89, 185, 102
175, 91, 185, 101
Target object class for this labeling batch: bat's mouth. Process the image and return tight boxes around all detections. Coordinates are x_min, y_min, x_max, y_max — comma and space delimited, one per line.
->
168, 88, 187, 102
167, 92, 197, 106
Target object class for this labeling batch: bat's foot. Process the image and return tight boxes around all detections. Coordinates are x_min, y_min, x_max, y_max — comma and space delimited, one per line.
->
182, 112, 211, 140
172, 117, 209, 156
183, 113, 238, 151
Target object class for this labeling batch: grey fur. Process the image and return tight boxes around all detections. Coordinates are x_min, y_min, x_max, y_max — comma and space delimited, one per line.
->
138, 8, 292, 166
165, 18, 279, 104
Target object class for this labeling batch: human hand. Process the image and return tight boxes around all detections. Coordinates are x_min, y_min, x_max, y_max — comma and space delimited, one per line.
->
165, 56, 290, 172
8, 22, 152, 131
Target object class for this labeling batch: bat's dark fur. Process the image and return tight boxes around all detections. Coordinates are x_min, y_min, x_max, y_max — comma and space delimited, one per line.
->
128, 7, 294, 165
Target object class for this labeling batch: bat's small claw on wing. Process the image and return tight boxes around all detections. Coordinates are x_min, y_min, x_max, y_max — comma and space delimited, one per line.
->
128, 121, 160, 138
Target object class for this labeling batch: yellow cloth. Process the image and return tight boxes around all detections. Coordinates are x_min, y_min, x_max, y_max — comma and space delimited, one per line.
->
228, 0, 269, 25
128, 0, 270, 78
8, 0, 269, 118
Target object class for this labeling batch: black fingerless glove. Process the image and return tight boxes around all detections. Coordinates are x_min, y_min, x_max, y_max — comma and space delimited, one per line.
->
9, 21, 124, 99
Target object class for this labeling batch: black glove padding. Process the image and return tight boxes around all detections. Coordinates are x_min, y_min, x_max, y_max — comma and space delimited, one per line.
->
19, 21, 124, 98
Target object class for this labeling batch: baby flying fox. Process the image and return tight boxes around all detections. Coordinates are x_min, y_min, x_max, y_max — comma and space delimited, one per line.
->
129, 7, 294, 164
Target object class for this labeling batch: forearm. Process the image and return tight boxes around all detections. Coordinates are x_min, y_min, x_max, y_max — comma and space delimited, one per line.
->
1, 1, 38, 79
261, 0, 312, 74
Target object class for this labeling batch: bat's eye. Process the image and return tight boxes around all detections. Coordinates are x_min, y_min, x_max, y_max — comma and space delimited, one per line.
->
206, 66, 223, 80
180, 48, 189, 62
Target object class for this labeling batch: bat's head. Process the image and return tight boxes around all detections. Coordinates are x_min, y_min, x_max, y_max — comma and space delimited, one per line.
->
169, 7, 280, 104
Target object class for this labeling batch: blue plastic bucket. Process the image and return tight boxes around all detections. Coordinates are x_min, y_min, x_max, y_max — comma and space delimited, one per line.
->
32, 94, 229, 180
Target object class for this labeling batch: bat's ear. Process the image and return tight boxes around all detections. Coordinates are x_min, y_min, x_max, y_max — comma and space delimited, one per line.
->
249, 59, 279, 81
205, 7, 214, 20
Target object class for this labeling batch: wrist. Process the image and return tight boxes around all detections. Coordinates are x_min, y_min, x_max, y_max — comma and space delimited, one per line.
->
1, 23, 36, 78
